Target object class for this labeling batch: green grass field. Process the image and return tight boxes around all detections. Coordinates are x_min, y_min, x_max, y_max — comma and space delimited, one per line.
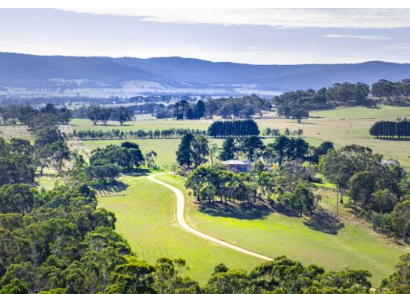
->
156, 174, 408, 286
80, 104, 410, 285
98, 175, 261, 284
74, 104, 410, 169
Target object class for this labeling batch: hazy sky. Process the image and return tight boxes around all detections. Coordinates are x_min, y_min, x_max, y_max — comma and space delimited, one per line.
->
1, 8, 410, 64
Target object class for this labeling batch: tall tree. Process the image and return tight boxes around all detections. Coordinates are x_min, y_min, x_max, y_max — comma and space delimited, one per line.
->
219, 137, 236, 161
239, 136, 265, 162
191, 135, 209, 168
176, 133, 195, 168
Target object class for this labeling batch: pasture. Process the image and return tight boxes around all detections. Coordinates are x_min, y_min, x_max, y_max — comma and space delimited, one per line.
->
155, 174, 408, 286
97, 175, 261, 284
79, 104, 410, 285
75, 104, 410, 169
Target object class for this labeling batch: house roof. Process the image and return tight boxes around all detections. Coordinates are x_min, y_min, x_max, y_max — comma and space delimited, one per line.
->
221, 159, 248, 165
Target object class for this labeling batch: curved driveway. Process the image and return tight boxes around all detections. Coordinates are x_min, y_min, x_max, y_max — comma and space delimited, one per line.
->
147, 173, 273, 261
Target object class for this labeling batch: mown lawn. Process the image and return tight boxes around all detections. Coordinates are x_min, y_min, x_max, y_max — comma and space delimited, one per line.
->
97, 175, 261, 284
156, 174, 409, 286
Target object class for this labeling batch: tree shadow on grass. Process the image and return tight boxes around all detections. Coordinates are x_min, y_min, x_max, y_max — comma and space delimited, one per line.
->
92, 180, 129, 197
303, 207, 344, 235
198, 201, 272, 220
376, 137, 410, 142
128, 168, 152, 177
198, 200, 299, 220
384, 100, 410, 107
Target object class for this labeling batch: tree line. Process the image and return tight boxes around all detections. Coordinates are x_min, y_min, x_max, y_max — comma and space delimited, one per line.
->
158, 95, 272, 121
275, 78, 410, 123
263, 127, 304, 137
369, 119, 410, 138
208, 120, 260, 137
72, 128, 207, 140
0, 104, 70, 126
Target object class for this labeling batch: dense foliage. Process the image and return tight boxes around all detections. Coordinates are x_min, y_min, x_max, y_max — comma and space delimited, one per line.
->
88, 142, 144, 180
319, 145, 409, 237
204, 95, 272, 119
275, 79, 410, 121
369, 119, 410, 138
208, 120, 260, 137
76, 105, 134, 126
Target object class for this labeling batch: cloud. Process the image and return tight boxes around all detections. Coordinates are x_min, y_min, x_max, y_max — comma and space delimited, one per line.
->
322, 34, 387, 40
63, 8, 410, 29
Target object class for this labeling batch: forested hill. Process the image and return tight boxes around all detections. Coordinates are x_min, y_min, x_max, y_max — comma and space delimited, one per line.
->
1, 52, 410, 93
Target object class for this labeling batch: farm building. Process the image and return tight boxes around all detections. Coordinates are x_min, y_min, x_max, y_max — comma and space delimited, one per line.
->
221, 159, 252, 173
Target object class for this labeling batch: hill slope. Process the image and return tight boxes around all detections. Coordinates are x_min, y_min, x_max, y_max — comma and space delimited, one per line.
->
1, 52, 410, 96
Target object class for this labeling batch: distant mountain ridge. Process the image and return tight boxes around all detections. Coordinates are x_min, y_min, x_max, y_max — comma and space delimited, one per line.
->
1, 52, 410, 96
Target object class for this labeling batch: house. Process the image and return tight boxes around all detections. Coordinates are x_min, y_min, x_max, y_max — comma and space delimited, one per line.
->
221, 159, 252, 173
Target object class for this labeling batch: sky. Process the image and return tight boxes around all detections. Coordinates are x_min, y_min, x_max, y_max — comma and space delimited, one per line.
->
1, 8, 410, 64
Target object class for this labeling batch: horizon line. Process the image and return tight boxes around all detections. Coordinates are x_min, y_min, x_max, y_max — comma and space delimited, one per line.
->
1, 51, 408, 66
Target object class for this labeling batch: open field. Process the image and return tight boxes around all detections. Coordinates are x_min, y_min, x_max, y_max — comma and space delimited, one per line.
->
0, 125, 31, 140
155, 174, 408, 286
77, 104, 410, 169
97, 175, 261, 284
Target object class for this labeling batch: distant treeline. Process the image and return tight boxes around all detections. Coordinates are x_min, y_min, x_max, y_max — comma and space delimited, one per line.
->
370, 119, 410, 138
0, 104, 70, 127
155, 95, 272, 120
129, 95, 197, 103
275, 78, 410, 120
72, 128, 207, 140
208, 120, 260, 137
0, 96, 125, 106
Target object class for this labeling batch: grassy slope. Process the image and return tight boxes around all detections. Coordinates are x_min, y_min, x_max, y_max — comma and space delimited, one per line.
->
98, 175, 261, 284
156, 174, 408, 286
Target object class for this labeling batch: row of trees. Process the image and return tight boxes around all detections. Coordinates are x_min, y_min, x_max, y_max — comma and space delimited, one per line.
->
369, 119, 410, 138
263, 127, 304, 137
319, 145, 410, 238
208, 120, 260, 137
72, 128, 207, 140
